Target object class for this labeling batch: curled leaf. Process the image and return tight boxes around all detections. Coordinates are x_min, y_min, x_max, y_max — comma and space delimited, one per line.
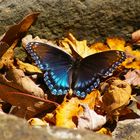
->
28, 118, 48, 127
132, 29, 140, 44
1, 13, 39, 46
0, 88, 58, 119
22, 34, 56, 49
0, 69, 45, 97
124, 69, 140, 86
101, 78, 132, 114
77, 105, 107, 131
60, 33, 93, 58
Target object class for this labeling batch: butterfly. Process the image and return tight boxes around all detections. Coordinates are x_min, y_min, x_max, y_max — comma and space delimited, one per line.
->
26, 42, 126, 98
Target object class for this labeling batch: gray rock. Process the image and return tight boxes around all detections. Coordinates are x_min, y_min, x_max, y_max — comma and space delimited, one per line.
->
0, 113, 113, 140
112, 118, 140, 140
0, 0, 140, 43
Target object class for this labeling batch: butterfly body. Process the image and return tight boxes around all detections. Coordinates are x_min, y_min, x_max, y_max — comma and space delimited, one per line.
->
26, 42, 126, 98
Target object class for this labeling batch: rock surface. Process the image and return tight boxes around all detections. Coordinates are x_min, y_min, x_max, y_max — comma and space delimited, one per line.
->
0, 0, 140, 43
113, 118, 140, 140
0, 113, 113, 140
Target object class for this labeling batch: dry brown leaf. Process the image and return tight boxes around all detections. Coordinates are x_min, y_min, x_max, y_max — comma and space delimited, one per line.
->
1, 13, 39, 46
0, 69, 45, 97
124, 69, 140, 86
0, 42, 9, 58
0, 87, 58, 119
101, 78, 132, 114
128, 97, 140, 116
132, 29, 140, 44
55, 91, 100, 128
77, 105, 107, 131
22, 34, 56, 49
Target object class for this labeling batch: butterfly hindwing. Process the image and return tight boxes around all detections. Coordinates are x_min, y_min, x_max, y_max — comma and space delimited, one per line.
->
73, 50, 126, 98
26, 42, 74, 95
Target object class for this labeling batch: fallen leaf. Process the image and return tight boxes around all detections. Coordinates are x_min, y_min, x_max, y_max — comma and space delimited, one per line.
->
123, 45, 140, 69
0, 68, 45, 97
28, 118, 48, 127
22, 34, 56, 49
106, 37, 126, 51
128, 99, 140, 116
43, 112, 56, 125
0, 85, 58, 119
55, 91, 100, 128
1, 13, 39, 46
96, 127, 112, 136
60, 33, 93, 58
0, 42, 9, 58
124, 69, 140, 86
16, 59, 42, 73
101, 78, 132, 115
55, 97, 80, 128
89, 42, 109, 53
0, 40, 17, 69
77, 104, 107, 131
132, 29, 140, 44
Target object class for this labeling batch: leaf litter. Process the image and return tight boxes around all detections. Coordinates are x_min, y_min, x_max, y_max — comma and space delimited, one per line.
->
0, 13, 140, 136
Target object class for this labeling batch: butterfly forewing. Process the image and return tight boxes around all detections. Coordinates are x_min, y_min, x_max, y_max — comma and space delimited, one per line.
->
73, 50, 126, 97
26, 42, 74, 95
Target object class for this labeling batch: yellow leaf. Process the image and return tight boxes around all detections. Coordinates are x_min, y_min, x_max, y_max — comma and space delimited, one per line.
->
60, 33, 92, 58
28, 118, 48, 126
55, 90, 100, 128
16, 59, 42, 73
80, 90, 100, 109
122, 45, 140, 69
0, 40, 18, 69
55, 97, 79, 128
96, 127, 112, 136
43, 112, 56, 124
90, 42, 109, 53
106, 37, 125, 51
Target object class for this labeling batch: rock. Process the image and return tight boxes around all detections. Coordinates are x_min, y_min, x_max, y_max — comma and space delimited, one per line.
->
112, 118, 140, 140
0, 0, 140, 43
0, 113, 114, 140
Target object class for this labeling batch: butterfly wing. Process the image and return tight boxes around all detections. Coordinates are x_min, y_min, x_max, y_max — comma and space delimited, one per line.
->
26, 42, 74, 95
73, 50, 126, 98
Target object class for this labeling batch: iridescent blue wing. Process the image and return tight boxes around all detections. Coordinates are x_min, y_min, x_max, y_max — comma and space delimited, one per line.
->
26, 42, 74, 95
73, 50, 126, 98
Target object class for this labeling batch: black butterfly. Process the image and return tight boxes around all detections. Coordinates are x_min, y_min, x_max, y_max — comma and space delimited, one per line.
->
26, 42, 126, 98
